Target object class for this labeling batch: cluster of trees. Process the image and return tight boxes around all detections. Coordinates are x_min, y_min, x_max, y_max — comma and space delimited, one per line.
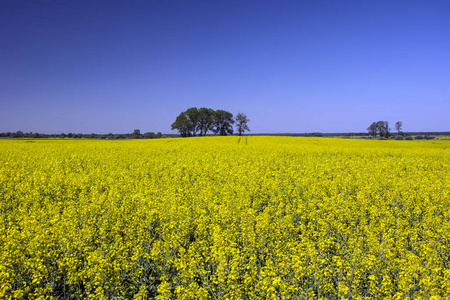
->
130, 130, 166, 139
367, 121, 403, 138
171, 107, 250, 137
0, 131, 166, 139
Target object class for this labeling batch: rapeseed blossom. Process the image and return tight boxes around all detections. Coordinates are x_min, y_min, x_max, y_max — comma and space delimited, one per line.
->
1, 137, 449, 299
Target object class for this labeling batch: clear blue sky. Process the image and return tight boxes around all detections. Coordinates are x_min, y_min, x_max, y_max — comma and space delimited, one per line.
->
1, 0, 449, 134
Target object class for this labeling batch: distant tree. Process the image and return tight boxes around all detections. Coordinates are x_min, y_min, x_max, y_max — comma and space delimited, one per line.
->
171, 111, 191, 137
156, 132, 162, 138
132, 129, 141, 139
143, 132, 155, 139
395, 121, 402, 134
172, 107, 205, 137
213, 110, 234, 136
172, 107, 237, 137
60, 133, 66, 138
368, 121, 390, 138
197, 107, 215, 136
381, 121, 390, 138
367, 122, 378, 138
235, 113, 250, 136
185, 107, 200, 136
376, 121, 385, 138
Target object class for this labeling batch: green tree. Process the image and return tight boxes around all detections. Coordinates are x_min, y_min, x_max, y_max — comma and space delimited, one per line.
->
171, 111, 191, 137
368, 121, 390, 138
132, 129, 141, 139
395, 121, 402, 134
185, 107, 200, 136
380, 121, 390, 138
143, 132, 156, 139
172, 108, 236, 137
373, 121, 390, 138
197, 107, 215, 136
172, 107, 204, 137
235, 113, 250, 136
367, 122, 378, 137
14, 131, 24, 138
213, 110, 234, 136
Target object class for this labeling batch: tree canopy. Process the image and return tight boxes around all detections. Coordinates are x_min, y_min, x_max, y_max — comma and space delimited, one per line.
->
172, 108, 237, 137
367, 121, 391, 138
235, 113, 250, 136
213, 110, 234, 136
395, 121, 403, 134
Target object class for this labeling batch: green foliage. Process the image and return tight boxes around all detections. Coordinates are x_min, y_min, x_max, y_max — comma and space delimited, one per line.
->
235, 113, 250, 136
172, 108, 235, 137
367, 121, 390, 138
395, 121, 403, 133
213, 110, 234, 136
197, 108, 215, 136
132, 129, 141, 139
171, 111, 191, 137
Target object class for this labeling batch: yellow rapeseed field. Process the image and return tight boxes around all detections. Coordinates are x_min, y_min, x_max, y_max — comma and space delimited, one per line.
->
1, 136, 450, 299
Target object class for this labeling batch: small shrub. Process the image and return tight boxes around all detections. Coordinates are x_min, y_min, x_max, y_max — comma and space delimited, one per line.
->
425, 135, 435, 140
394, 135, 404, 140
415, 135, 424, 140
405, 136, 413, 140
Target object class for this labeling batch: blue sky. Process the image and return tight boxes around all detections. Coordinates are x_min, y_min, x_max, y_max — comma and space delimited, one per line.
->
1, 0, 449, 134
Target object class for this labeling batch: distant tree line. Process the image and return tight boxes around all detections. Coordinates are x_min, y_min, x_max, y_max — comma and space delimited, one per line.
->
0, 130, 169, 139
171, 107, 250, 137
365, 121, 442, 140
